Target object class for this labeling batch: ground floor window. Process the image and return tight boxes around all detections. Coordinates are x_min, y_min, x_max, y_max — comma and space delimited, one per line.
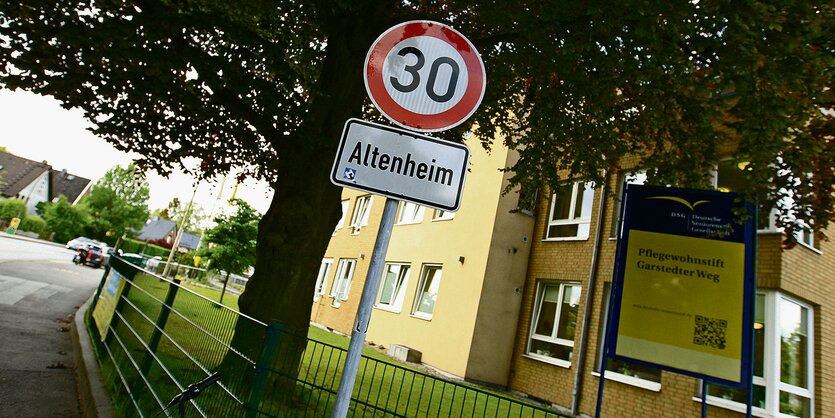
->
313, 258, 333, 297
330, 259, 356, 302
412, 264, 442, 320
376, 263, 410, 311
526, 281, 581, 366
706, 291, 814, 418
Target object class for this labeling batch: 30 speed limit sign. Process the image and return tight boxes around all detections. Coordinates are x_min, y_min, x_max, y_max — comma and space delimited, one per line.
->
364, 20, 486, 132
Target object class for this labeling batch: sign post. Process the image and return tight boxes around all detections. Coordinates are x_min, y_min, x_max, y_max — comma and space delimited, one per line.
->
330, 20, 484, 418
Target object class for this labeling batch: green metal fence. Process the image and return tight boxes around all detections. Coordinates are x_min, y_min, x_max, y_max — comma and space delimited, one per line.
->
87, 256, 565, 417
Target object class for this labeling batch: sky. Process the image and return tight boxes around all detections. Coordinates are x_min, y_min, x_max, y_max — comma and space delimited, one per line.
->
0, 89, 274, 219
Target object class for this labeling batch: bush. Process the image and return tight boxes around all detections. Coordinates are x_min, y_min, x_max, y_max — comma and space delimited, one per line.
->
19, 216, 47, 237
120, 238, 170, 258
0, 198, 27, 221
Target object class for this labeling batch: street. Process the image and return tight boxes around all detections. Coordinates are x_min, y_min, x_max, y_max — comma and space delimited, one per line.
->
0, 235, 103, 417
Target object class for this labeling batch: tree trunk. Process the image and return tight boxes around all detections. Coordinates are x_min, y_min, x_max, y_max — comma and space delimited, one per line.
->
220, 271, 230, 305
221, 4, 395, 409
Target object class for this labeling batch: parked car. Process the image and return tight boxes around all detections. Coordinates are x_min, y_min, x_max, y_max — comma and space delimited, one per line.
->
66, 236, 93, 250
72, 243, 106, 268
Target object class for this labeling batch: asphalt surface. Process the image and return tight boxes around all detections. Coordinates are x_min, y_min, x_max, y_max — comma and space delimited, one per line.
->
0, 234, 104, 418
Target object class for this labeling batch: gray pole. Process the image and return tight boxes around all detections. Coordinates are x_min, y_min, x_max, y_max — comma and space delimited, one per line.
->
331, 197, 399, 418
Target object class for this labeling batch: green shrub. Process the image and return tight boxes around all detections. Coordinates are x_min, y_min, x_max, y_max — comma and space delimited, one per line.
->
0, 198, 27, 221
120, 238, 170, 257
19, 216, 47, 236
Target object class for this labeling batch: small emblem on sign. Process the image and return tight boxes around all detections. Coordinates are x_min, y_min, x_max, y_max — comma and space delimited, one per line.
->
343, 168, 357, 181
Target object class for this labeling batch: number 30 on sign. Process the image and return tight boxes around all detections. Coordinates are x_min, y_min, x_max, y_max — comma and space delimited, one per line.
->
364, 20, 486, 132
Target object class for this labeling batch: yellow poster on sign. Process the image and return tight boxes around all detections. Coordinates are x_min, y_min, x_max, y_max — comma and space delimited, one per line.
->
615, 229, 746, 382
92, 269, 126, 340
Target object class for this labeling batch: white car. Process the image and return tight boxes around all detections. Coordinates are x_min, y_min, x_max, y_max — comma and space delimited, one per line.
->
66, 236, 93, 250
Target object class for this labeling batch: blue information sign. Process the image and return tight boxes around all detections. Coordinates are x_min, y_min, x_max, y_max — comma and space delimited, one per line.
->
606, 184, 756, 387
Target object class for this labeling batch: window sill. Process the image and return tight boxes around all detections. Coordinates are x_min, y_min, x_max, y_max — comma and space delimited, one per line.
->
797, 241, 823, 255
375, 305, 402, 314
522, 353, 571, 368
431, 217, 454, 222
691, 396, 768, 418
410, 313, 433, 321
396, 220, 423, 226
591, 371, 661, 392
542, 237, 589, 242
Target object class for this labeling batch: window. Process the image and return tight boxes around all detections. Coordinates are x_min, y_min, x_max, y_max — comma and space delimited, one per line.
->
432, 209, 454, 221
545, 182, 594, 240
349, 195, 372, 233
412, 265, 442, 319
526, 282, 582, 366
715, 160, 779, 231
313, 259, 333, 297
596, 283, 661, 389
376, 263, 410, 311
612, 171, 648, 237
706, 292, 814, 417
334, 200, 349, 233
397, 202, 425, 224
794, 221, 815, 249
330, 259, 357, 302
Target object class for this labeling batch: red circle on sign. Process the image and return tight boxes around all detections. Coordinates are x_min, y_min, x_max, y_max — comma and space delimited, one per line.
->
364, 21, 486, 132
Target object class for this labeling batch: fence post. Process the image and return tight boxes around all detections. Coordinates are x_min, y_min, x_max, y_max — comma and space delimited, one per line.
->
245, 322, 284, 418
138, 277, 182, 377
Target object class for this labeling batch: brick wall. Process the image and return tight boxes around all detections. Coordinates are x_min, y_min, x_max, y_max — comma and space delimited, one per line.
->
510, 159, 834, 417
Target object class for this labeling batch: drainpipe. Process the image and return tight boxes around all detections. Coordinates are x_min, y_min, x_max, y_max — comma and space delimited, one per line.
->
570, 166, 610, 416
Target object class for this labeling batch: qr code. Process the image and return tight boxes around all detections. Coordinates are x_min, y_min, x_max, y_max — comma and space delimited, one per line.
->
693, 315, 727, 350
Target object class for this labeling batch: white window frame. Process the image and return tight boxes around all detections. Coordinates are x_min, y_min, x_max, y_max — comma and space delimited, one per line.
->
412, 264, 442, 320
313, 258, 333, 299
397, 202, 425, 225
349, 195, 372, 234
525, 282, 582, 367
334, 200, 349, 234
330, 259, 357, 303
432, 209, 454, 221
544, 181, 595, 241
703, 291, 814, 418
375, 263, 411, 312
793, 220, 815, 249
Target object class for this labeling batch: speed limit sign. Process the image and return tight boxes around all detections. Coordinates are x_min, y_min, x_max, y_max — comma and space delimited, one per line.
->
364, 20, 486, 132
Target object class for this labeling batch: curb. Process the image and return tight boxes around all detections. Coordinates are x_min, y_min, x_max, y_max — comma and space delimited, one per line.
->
71, 293, 115, 418
0, 231, 66, 248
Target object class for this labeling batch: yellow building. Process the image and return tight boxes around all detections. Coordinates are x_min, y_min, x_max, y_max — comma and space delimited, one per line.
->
310, 136, 535, 387
509, 157, 833, 418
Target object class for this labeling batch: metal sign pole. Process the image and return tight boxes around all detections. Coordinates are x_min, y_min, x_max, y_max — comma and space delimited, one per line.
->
331, 198, 399, 418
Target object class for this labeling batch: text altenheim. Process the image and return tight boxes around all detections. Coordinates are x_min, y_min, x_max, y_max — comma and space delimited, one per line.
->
347, 141, 456, 186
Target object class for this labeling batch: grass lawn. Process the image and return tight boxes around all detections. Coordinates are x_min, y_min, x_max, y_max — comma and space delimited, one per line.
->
180, 280, 240, 310
96, 272, 564, 418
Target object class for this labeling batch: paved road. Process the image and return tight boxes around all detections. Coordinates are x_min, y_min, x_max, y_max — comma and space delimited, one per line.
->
0, 234, 104, 418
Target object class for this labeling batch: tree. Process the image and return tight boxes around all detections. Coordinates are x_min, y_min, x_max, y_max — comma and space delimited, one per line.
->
198, 199, 259, 305
1, 1, 830, 354
152, 197, 206, 234
41, 195, 90, 243
80, 163, 150, 244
